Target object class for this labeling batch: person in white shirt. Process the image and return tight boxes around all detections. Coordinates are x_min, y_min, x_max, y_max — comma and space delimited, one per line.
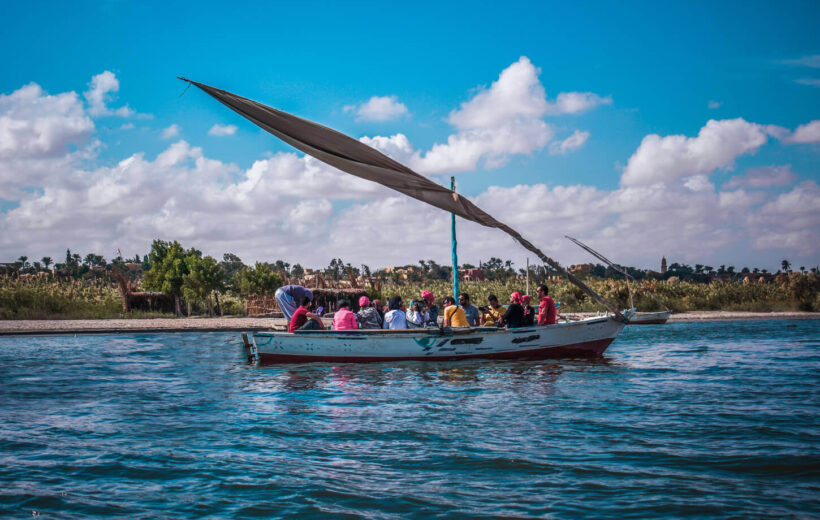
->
383, 296, 408, 329
405, 299, 430, 328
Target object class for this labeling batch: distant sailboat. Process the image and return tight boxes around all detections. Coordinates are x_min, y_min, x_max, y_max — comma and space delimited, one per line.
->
566, 236, 671, 325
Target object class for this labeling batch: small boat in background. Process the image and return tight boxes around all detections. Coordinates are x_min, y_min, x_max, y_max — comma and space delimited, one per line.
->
627, 310, 671, 325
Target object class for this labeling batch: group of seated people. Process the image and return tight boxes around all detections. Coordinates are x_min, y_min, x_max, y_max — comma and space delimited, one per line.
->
281, 284, 558, 333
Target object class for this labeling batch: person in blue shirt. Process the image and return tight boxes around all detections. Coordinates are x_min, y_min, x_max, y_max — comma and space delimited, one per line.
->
274, 284, 314, 321
458, 293, 480, 327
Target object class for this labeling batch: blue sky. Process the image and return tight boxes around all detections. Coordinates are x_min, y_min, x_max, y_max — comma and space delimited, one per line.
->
1, 1, 818, 271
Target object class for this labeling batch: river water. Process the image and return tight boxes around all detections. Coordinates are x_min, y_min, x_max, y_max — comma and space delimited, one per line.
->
1, 320, 818, 519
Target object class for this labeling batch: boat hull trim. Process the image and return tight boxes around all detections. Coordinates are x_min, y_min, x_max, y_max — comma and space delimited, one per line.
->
249, 315, 625, 363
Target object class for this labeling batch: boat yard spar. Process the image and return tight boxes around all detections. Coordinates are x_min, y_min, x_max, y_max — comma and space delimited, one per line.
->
178, 77, 623, 320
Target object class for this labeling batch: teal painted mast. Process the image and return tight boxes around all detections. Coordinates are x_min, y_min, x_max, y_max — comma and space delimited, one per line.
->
451, 176, 459, 299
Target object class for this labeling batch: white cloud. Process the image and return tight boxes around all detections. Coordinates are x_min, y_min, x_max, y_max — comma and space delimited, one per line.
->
0, 82, 95, 199
347, 96, 409, 122
161, 124, 180, 139
544, 92, 612, 115
783, 55, 820, 68
708, 100, 721, 109
408, 57, 610, 175
724, 165, 797, 189
795, 79, 820, 87
749, 181, 820, 253
621, 118, 783, 187
84, 71, 133, 117
119, 123, 135, 130
549, 130, 590, 155
208, 124, 237, 136
448, 57, 549, 129
784, 120, 820, 143
3, 74, 817, 272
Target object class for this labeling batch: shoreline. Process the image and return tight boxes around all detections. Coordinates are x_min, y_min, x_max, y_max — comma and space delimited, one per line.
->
0, 311, 817, 336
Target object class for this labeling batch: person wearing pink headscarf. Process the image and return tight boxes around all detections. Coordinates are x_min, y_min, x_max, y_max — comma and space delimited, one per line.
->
500, 291, 526, 328
421, 290, 439, 326
356, 295, 383, 329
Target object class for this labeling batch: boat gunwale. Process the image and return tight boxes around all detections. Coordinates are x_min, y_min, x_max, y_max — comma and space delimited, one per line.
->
254, 315, 615, 338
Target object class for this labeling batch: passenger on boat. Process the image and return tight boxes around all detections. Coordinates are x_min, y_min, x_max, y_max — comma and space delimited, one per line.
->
522, 294, 535, 326
421, 290, 439, 326
372, 299, 385, 321
458, 293, 480, 327
443, 296, 469, 327
332, 300, 359, 330
500, 292, 525, 328
275, 284, 314, 321
536, 284, 557, 326
383, 297, 408, 329
288, 296, 324, 333
481, 294, 505, 326
357, 296, 383, 329
406, 299, 430, 328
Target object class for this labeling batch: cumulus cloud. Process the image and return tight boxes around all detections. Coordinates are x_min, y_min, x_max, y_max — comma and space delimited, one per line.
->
208, 123, 238, 136
544, 92, 612, 115
549, 130, 590, 155
3, 73, 817, 271
346, 96, 409, 122
161, 124, 180, 139
0, 82, 95, 199
784, 120, 820, 143
724, 165, 797, 189
407, 57, 610, 175
621, 118, 784, 187
749, 181, 820, 253
84, 71, 133, 117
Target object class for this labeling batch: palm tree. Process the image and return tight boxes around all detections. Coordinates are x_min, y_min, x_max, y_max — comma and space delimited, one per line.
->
781, 259, 792, 273
41, 257, 53, 270
800, 266, 806, 274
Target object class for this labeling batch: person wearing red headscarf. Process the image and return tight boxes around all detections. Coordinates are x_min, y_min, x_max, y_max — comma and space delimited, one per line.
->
500, 291, 526, 328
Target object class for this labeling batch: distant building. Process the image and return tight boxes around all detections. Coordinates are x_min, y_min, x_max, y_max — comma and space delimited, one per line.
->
661, 256, 667, 274
569, 263, 593, 275
461, 268, 486, 281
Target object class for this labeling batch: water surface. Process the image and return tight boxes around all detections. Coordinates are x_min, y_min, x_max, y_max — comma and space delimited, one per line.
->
1, 320, 818, 518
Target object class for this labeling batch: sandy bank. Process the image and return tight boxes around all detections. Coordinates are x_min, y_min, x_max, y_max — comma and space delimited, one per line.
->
0, 311, 817, 336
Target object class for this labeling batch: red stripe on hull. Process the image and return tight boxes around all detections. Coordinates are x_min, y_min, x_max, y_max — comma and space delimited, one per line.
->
257, 337, 615, 364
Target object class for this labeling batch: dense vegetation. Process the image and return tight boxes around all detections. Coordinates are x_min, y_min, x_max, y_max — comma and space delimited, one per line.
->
1, 243, 818, 319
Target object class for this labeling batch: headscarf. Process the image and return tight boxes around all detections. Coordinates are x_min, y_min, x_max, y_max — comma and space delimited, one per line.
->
359, 295, 371, 307
510, 291, 523, 305
522, 294, 531, 305
421, 290, 435, 304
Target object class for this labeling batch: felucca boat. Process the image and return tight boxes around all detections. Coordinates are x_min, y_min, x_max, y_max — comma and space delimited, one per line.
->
181, 78, 634, 363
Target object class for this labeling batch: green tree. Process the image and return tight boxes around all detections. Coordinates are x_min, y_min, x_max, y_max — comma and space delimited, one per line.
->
291, 263, 305, 278
143, 240, 194, 315
41, 257, 53, 270
234, 263, 282, 297
182, 255, 225, 316
781, 259, 792, 273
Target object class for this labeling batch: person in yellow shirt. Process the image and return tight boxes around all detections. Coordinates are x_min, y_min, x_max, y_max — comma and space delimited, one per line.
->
481, 294, 505, 326
443, 296, 469, 327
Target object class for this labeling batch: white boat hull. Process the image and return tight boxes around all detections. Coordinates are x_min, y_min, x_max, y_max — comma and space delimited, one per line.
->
249, 315, 626, 363
627, 310, 671, 325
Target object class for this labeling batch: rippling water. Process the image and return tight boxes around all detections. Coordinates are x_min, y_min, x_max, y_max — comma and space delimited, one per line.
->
1, 320, 818, 519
